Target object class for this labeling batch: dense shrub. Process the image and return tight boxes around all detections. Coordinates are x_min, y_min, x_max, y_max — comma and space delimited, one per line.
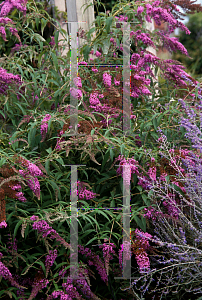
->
0, 0, 202, 299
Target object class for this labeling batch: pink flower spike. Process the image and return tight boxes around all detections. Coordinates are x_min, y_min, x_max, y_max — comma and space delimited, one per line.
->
95, 50, 101, 57
30, 215, 39, 221
0, 221, 7, 228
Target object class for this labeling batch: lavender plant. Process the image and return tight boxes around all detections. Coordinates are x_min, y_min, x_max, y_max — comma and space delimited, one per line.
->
120, 80, 202, 298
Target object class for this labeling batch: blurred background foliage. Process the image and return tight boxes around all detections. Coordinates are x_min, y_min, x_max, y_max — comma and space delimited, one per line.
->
172, 12, 202, 80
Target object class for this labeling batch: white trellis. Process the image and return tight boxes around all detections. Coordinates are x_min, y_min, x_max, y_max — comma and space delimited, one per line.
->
53, 0, 96, 60
52, 0, 159, 96
145, 2, 160, 101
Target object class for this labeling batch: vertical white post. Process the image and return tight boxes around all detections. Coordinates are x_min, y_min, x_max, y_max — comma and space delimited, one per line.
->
145, 0, 159, 101
54, 0, 69, 61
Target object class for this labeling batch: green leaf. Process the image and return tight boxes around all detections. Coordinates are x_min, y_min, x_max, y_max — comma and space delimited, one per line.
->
80, 229, 95, 239
106, 16, 114, 34
28, 126, 36, 149
97, 210, 110, 222
54, 89, 61, 98
35, 18, 39, 30
148, 189, 154, 198
172, 183, 186, 198
41, 18, 48, 36
51, 52, 58, 71
24, 224, 29, 239
33, 33, 46, 42
153, 117, 157, 131
110, 198, 115, 207
56, 157, 64, 166
83, 45, 91, 61
35, 261, 46, 275
15, 102, 26, 115
96, 16, 101, 27
85, 236, 100, 246
137, 186, 142, 192
6, 211, 15, 223
54, 30, 59, 47
87, 27, 96, 40
13, 220, 23, 240
141, 193, 150, 206
38, 50, 45, 67
46, 147, 52, 154
0, 158, 6, 168
45, 159, 50, 175
120, 143, 125, 155
140, 122, 145, 134
39, 41, 43, 52
110, 147, 114, 161
101, 150, 110, 172
133, 215, 146, 232
150, 131, 159, 141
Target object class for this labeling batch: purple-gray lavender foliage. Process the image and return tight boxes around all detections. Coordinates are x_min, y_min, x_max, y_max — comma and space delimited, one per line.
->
123, 79, 202, 297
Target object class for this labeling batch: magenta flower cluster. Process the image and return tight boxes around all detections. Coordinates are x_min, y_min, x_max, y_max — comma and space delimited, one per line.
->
0, 255, 22, 289
131, 29, 155, 48
144, 206, 164, 221
29, 278, 49, 300
73, 76, 82, 88
118, 241, 131, 270
133, 229, 152, 274
103, 72, 112, 87
18, 159, 44, 200
115, 155, 140, 185
7, 233, 17, 253
157, 31, 190, 56
0, 16, 14, 24
45, 249, 57, 277
70, 87, 82, 99
31, 218, 70, 249
40, 114, 51, 142
99, 242, 116, 274
0, 221, 7, 228
78, 244, 108, 283
49, 36, 55, 46
0, 0, 27, 17
71, 181, 97, 200
144, 0, 191, 34
10, 42, 28, 54
0, 67, 23, 96
89, 92, 100, 106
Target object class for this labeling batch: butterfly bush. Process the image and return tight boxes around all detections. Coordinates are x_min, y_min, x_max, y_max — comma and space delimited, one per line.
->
0, 220, 7, 228
49, 36, 55, 46
0, 67, 23, 96
144, 0, 191, 34
118, 241, 131, 271
10, 42, 28, 54
17, 157, 44, 200
103, 72, 112, 87
115, 155, 140, 185
70, 180, 96, 200
2, 0, 202, 298
132, 229, 153, 274
0, 252, 22, 289
0, 0, 27, 17
45, 249, 58, 277
41, 114, 51, 142
29, 278, 49, 300
31, 219, 70, 249
99, 242, 116, 275
78, 245, 108, 283
7, 233, 17, 253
